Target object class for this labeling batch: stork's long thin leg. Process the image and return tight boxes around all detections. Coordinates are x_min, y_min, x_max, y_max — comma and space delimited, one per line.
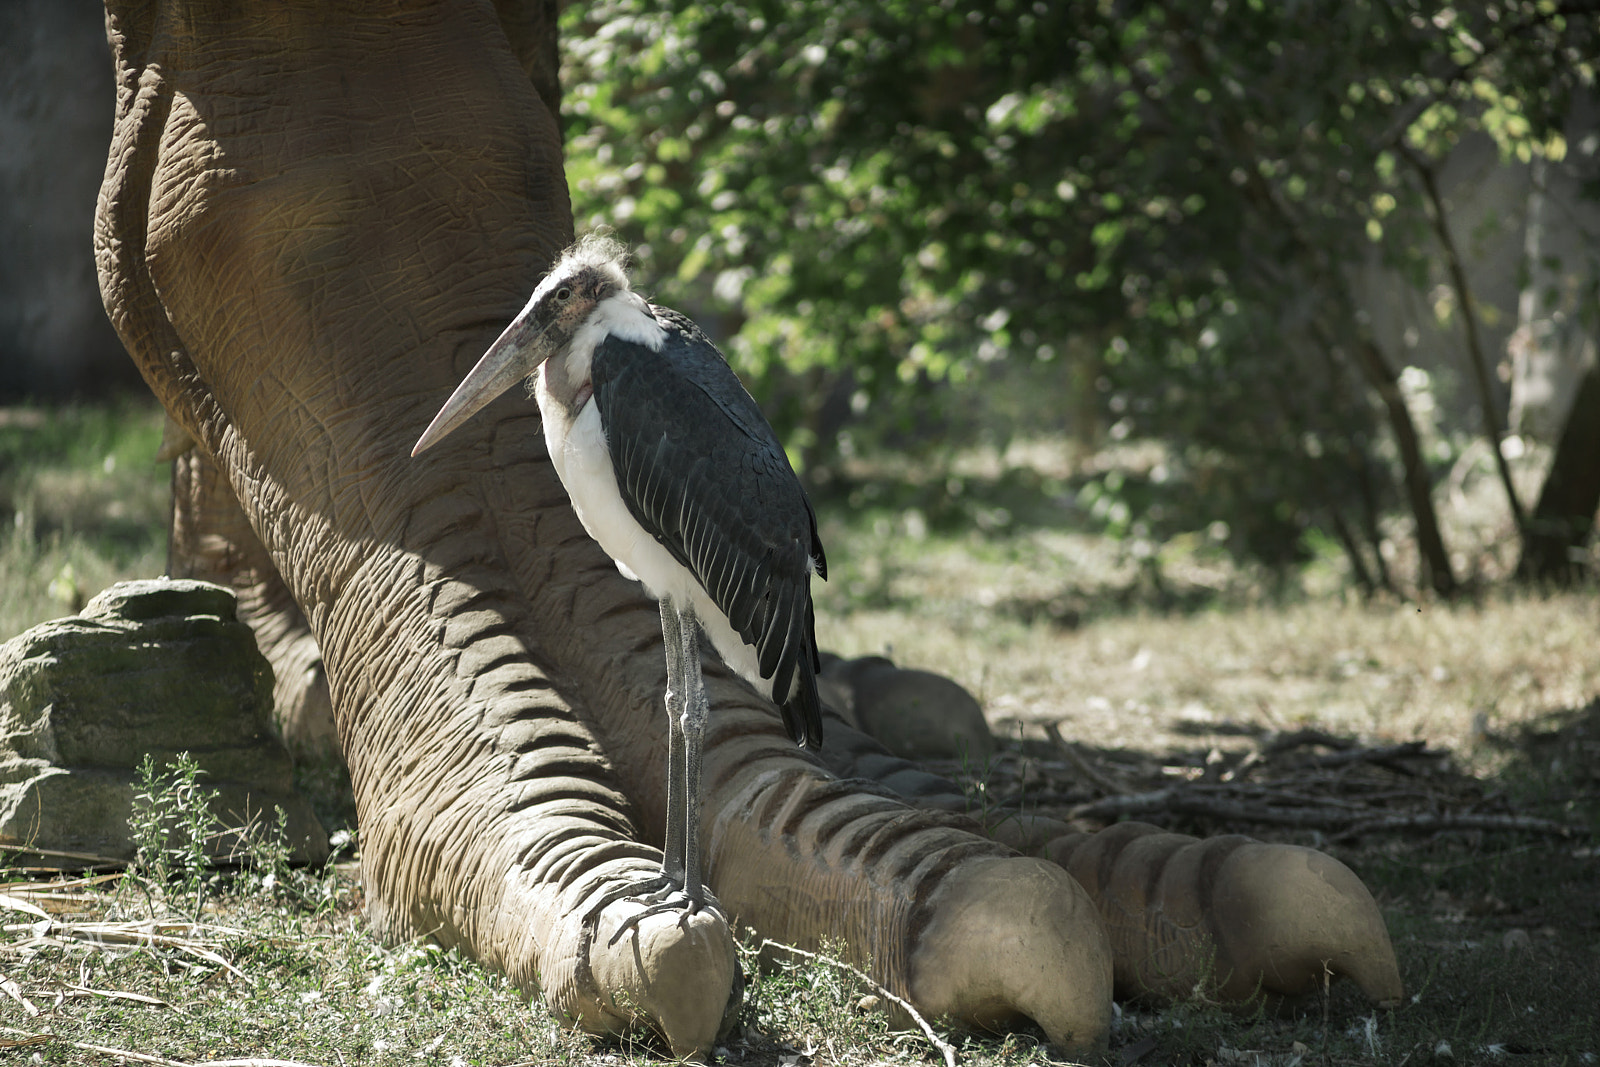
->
676, 601, 708, 904
583, 595, 722, 942
658, 598, 688, 889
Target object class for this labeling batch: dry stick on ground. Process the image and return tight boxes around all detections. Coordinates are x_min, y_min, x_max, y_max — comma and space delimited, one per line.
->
2, 920, 257, 985
0, 894, 49, 920
755, 938, 959, 1067
1284, 741, 1447, 773
0, 977, 38, 1016
60, 984, 183, 1011
1265, 728, 1358, 754
1335, 812, 1586, 839
0, 1027, 325, 1067
1045, 722, 1132, 796
0, 874, 124, 896
1068, 786, 1586, 838
0, 847, 127, 870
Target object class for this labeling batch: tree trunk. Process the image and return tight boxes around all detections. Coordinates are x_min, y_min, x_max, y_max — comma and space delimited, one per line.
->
1349, 335, 1458, 597
1353, 449, 1397, 593
1327, 507, 1378, 595
1402, 147, 1528, 542
1516, 360, 1600, 584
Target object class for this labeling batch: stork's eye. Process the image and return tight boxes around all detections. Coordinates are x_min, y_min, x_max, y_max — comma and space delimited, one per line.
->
555, 286, 573, 303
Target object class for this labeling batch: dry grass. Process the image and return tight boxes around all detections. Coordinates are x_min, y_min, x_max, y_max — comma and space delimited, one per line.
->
819, 582, 1600, 777
0, 401, 168, 639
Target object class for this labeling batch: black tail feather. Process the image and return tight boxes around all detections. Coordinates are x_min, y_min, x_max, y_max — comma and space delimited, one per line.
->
778, 640, 825, 749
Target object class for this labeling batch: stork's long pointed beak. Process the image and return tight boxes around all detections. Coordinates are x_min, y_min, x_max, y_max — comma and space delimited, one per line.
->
411, 315, 549, 457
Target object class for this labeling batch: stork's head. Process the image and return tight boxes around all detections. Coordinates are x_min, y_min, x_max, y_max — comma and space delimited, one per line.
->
412, 235, 635, 456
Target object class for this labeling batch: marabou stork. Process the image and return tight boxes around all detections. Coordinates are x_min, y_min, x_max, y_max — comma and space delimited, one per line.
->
412, 235, 826, 931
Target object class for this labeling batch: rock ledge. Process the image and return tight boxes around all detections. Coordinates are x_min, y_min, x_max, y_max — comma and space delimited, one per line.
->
0, 579, 328, 867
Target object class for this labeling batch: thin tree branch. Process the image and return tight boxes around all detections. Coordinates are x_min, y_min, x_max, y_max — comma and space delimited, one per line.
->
1068, 785, 1585, 838
1399, 142, 1528, 539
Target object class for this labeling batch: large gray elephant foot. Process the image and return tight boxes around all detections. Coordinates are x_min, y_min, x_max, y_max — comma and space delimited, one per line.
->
1048, 823, 1404, 1008
818, 718, 1404, 1012
702, 753, 1116, 1052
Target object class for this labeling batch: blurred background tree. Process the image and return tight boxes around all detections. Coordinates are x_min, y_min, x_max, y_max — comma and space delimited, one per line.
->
560, 0, 1600, 593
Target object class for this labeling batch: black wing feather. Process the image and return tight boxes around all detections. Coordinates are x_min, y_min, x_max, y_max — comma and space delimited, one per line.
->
591, 308, 825, 748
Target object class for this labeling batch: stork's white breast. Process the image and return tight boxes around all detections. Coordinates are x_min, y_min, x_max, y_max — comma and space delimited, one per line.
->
542, 393, 768, 698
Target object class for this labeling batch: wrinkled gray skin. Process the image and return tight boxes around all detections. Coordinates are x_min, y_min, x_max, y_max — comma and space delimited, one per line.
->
98, 0, 1120, 1055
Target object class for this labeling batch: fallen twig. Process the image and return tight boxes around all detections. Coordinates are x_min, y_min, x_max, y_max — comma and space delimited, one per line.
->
1068, 788, 1352, 828
1287, 741, 1446, 773
0, 873, 123, 896
1219, 749, 1264, 782
756, 938, 958, 1067
1068, 785, 1587, 837
0, 846, 127, 869
1336, 811, 1584, 839
0, 1027, 188, 1067
62, 983, 182, 1011
1045, 722, 1131, 796
1, 976, 39, 1016
0, 893, 50, 920
0, 1028, 324, 1067
1, 919, 256, 984
1265, 728, 1355, 754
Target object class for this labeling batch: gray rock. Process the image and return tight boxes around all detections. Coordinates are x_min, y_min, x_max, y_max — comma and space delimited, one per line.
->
821, 655, 995, 764
0, 578, 329, 867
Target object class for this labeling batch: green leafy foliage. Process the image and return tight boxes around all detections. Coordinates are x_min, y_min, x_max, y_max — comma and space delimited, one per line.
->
562, 0, 1597, 576
124, 752, 344, 923
0, 401, 167, 638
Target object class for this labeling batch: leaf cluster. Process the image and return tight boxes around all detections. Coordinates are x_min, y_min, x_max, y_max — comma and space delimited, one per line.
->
562, 0, 1597, 568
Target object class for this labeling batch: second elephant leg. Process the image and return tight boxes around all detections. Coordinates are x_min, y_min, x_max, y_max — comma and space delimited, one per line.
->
169, 447, 339, 765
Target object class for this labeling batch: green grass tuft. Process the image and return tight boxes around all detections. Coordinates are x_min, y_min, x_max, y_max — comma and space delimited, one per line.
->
0, 399, 168, 639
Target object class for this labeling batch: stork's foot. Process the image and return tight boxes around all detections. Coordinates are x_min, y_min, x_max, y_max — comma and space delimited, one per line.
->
585, 874, 724, 946
559, 870, 741, 1057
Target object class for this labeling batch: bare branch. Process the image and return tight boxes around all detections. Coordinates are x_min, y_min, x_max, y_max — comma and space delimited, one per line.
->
755, 939, 959, 1067
1398, 141, 1528, 539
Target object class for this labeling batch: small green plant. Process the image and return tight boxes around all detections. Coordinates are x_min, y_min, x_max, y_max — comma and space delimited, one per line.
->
126, 752, 348, 925
235, 806, 349, 917
127, 751, 224, 919
737, 936, 918, 1057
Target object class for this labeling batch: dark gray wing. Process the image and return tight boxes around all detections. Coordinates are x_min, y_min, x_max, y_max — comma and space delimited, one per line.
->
591, 308, 826, 748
